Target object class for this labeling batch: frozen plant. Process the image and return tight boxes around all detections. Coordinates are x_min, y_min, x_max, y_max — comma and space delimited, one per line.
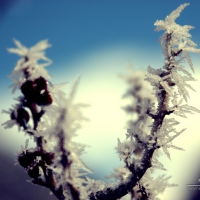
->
108, 3, 200, 200
1, 3, 200, 200
108, 66, 176, 200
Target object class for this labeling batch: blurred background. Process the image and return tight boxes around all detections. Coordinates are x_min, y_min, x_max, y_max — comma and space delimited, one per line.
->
0, 0, 200, 199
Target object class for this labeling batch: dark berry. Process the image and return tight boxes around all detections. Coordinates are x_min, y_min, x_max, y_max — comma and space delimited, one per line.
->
10, 111, 16, 120
18, 150, 54, 179
18, 150, 38, 169
21, 80, 37, 101
36, 90, 52, 106
34, 76, 47, 91
21, 77, 53, 106
10, 108, 30, 126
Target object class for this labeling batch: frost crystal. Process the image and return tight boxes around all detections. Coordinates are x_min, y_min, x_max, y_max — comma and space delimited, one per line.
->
140, 170, 177, 200
155, 3, 200, 75
106, 164, 132, 183
8, 39, 52, 92
85, 177, 105, 194
156, 118, 186, 159
137, 98, 155, 116
126, 120, 143, 140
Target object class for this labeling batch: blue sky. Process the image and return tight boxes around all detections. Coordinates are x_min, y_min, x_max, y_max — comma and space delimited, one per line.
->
1, 0, 200, 84
1, 1, 200, 199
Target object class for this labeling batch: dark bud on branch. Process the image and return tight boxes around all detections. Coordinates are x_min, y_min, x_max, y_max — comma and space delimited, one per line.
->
34, 76, 48, 90
18, 150, 54, 178
21, 80, 36, 102
11, 107, 30, 126
36, 90, 52, 106
21, 76, 53, 106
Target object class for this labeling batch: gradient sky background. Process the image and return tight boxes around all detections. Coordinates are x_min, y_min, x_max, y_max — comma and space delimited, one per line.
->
1, 1, 200, 200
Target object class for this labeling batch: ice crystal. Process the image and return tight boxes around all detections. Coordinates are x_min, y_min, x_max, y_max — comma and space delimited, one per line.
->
8, 39, 52, 92
2, 103, 22, 130
168, 91, 200, 117
154, 3, 190, 33
117, 138, 133, 165
155, 3, 200, 74
126, 120, 143, 140
137, 98, 155, 116
106, 164, 132, 183
85, 177, 105, 194
155, 118, 186, 159
151, 154, 166, 172
140, 170, 177, 200
41, 77, 90, 142
171, 68, 196, 102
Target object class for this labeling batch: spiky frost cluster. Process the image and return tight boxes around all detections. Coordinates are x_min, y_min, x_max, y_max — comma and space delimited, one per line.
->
2, 39, 101, 199
8, 39, 52, 93
145, 3, 200, 156
107, 3, 200, 200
